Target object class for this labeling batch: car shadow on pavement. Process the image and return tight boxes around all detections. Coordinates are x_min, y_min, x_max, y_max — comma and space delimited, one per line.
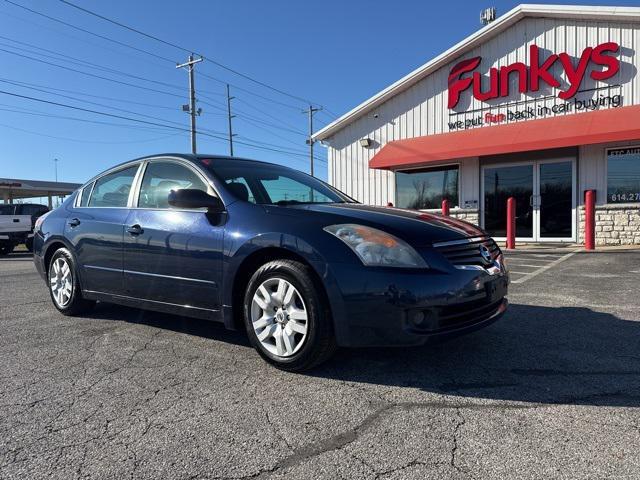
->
84, 301, 640, 407
85, 302, 251, 348
311, 303, 640, 407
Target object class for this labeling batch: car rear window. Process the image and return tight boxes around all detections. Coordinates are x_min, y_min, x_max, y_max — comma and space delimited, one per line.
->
0, 205, 15, 215
88, 165, 139, 208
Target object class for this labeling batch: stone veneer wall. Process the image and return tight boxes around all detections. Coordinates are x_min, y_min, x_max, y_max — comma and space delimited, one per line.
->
579, 204, 640, 246
423, 209, 479, 226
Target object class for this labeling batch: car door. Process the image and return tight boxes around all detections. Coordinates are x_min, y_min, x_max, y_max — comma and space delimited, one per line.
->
65, 163, 141, 295
122, 159, 224, 314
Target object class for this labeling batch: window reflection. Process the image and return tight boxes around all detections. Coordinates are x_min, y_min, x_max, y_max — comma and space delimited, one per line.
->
395, 166, 459, 210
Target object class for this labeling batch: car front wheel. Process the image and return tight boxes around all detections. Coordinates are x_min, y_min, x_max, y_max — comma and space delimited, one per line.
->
243, 259, 336, 372
48, 247, 95, 315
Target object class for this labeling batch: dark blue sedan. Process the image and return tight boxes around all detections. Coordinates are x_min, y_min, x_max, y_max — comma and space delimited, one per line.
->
34, 154, 508, 371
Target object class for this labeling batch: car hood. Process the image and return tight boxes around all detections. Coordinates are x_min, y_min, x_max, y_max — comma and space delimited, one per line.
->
279, 203, 486, 245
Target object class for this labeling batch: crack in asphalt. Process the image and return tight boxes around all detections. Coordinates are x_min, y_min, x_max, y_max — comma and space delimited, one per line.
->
450, 408, 475, 480
245, 400, 534, 479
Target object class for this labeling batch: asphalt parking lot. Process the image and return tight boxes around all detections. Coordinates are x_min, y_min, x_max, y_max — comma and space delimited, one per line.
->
1, 249, 640, 479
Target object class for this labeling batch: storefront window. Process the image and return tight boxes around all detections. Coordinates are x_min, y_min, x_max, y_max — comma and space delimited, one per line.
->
395, 166, 458, 210
608, 147, 640, 203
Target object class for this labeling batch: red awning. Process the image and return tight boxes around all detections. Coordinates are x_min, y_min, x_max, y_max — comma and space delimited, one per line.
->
370, 104, 640, 169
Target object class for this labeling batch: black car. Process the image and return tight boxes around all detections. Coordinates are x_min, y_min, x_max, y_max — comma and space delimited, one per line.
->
34, 154, 508, 371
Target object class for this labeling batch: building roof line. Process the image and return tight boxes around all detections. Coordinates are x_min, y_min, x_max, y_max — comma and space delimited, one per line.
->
313, 4, 640, 142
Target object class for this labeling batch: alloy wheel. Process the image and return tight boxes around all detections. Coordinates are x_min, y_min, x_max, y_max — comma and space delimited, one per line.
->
50, 257, 73, 307
250, 277, 308, 357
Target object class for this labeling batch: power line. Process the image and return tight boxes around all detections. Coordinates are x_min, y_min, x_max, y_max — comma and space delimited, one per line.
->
55, 0, 324, 107
235, 97, 307, 134
4, 0, 335, 162
237, 116, 308, 150
0, 77, 226, 134
198, 97, 307, 137
0, 34, 313, 140
0, 34, 224, 97
0, 46, 185, 98
0, 77, 184, 111
0, 122, 183, 144
198, 71, 306, 111
57, 0, 192, 54
3, 0, 176, 63
0, 7, 170, 69
0, 89, 328, 161
0, 104, 183, 132
0, 89, 221, 137
0, 36, 185, 92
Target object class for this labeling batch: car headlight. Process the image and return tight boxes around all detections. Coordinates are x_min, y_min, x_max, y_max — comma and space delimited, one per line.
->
324, 224, 428, 268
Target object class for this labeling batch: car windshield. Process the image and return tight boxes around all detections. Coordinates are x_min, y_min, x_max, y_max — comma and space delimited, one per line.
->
201, 159, 354, 205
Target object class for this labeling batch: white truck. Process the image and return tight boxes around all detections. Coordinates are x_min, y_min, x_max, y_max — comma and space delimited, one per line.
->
0, 203, 49, 255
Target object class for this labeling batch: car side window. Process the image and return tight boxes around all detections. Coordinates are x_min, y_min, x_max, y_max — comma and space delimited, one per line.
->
79, 183, 93, 207
138, 161, 209, 209
88, 165, 139, 208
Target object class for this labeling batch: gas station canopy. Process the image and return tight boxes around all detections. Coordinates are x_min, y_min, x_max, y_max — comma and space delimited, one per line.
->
0, 178, 81, 208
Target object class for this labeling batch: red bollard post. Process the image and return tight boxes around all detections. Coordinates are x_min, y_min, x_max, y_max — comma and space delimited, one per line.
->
441, 199, 450, 216
506, 197, 516, 250
584, 189, 596, 250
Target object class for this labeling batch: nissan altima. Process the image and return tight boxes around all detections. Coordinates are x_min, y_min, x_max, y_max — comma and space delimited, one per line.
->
34, 154, 508, 371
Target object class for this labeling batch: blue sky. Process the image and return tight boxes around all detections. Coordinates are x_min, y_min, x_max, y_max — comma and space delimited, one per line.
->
0, 0, 638, 186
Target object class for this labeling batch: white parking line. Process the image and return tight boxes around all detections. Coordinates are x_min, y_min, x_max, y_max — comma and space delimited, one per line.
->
510, 253, 566, 258
509, 251, 578, 284
509, 263, 551, 268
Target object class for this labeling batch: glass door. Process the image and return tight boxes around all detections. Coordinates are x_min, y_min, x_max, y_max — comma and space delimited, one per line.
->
482, 163, 535, 241
537, 160, 575, 241
481, 158, 576, 242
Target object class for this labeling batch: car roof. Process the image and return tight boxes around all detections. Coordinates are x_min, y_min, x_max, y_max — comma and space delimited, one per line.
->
132, 153, 292, 170
82, 154, 297, 187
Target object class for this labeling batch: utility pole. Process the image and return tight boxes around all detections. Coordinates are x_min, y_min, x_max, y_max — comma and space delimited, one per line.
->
226, 84, 236, 156
53, 158, 60, 207
176, 54, 204, 154
303, 105, 322, 177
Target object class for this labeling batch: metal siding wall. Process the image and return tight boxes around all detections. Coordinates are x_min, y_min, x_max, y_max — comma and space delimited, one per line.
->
325, 16, 640, 206
460, 157, 480, 206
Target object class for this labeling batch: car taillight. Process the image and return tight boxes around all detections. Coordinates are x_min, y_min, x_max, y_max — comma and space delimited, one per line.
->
34, 211, 51, 232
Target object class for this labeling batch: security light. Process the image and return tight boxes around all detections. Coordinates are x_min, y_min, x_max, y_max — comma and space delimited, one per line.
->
359, 138, 373, 148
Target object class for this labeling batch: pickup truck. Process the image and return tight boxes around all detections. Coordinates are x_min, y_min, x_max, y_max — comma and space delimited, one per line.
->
0, 203, 49, 255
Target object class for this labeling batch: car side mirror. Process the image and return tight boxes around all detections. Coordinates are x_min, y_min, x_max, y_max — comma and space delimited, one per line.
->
167, 189, 224, 212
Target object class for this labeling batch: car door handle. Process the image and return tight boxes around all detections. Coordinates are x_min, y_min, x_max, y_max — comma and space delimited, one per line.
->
12, 218, 19, 223
127, 224, 144, 235
68, 218, 81, 227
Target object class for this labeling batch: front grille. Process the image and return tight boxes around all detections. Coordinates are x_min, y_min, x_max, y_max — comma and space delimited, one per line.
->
434, 237, 500, 267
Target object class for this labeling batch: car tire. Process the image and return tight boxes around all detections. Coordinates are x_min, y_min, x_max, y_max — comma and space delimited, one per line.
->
0, 243, 13, 255
48, 247, 96, 316
243, 259, 337, 372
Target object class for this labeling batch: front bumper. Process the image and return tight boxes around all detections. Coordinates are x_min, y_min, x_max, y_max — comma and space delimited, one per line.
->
323, 261, 509, 347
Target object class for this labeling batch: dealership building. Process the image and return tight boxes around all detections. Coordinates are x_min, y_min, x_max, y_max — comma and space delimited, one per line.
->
314, 4, 640, 246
